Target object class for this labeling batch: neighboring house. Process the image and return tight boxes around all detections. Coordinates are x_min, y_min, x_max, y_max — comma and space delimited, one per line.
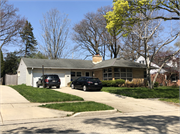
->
136, 56, 167, 74
17, 55, 147, 87
136, 56, 180, 86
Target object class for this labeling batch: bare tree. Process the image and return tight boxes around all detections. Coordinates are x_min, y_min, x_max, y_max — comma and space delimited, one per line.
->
119, 33, 143, 60
0, 0, 25, 50
72, 12, 104, 56
131, 11, 180, 89
40, 8, 70, 59
72, 6, 123, 59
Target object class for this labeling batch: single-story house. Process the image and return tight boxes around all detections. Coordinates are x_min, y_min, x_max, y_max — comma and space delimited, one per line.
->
17, 55, 147, 87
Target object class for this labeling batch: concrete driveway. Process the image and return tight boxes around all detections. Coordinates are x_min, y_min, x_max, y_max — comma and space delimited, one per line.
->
0, 85, 72, 124
54, 87, 179, 114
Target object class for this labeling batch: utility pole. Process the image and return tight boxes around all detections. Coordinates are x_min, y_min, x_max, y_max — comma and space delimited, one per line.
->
42, 65, 45, 88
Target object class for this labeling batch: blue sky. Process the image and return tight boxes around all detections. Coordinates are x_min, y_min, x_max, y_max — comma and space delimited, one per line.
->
8, 0, 113, 59
7, 0, 180, 60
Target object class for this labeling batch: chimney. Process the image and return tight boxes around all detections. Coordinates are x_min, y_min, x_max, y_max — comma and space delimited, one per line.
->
92, 54, 102, 64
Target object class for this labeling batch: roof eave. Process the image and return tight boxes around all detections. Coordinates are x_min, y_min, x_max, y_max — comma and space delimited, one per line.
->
27, 66, 93, 70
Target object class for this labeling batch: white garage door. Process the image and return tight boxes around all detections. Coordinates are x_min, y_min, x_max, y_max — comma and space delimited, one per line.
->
33, 69, 67, 88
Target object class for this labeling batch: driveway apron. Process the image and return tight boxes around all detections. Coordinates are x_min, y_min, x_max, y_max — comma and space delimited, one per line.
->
54, 87, 179, 114
0, 85, 72, 123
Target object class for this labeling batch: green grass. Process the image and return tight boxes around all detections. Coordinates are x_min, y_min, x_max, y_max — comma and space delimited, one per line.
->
102, 86, 179, 98
159, 98, 180, 103
10, 84, 84, 102
40, 101, 114, 113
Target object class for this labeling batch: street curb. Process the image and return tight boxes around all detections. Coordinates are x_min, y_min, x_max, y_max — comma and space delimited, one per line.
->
72, 109, 118, 117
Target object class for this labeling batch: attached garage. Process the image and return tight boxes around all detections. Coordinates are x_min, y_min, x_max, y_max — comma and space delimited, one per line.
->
32, 69, 69, 87
17, 58, 73, 88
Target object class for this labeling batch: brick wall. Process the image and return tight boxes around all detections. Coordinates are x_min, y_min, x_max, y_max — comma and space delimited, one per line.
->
94, 69, 103, 80
151, 73, 180, 86
132, 68, 144, 78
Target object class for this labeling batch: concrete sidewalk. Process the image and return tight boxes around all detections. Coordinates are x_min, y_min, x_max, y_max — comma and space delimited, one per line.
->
0, 85, 73, 124
0, 85, 29, 104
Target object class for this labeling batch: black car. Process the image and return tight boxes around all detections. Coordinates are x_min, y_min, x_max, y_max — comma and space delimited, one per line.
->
36, 74, 61, 88
71, 77, 102, 91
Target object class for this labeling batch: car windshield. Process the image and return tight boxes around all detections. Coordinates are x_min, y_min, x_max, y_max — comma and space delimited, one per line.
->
48, 75, 59, 79
87, 78, 100, 82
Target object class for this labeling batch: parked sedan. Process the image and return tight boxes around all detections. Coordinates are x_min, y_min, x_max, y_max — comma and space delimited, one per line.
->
36, 74, 61, 88
71, 77, 102, 91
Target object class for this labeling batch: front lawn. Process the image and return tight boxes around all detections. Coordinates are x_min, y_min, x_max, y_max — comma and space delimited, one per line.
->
40, 101, 114, 113
10, 84, 84, 102
101, 86, 179, 99
159, 98, 180, 104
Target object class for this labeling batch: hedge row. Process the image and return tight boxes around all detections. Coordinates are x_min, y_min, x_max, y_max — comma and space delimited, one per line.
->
101, 79, 125, 87
102, 79, 159, 87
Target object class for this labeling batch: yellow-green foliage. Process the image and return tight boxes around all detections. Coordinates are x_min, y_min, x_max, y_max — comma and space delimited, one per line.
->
104, 0, 150, 34
104, 0, 179, 36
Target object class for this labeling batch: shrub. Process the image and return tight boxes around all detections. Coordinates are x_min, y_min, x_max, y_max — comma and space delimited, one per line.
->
101, 80, 108, 87
154, 82, 159, 87
171, 84, 179, 88
132, 79, 144, 87
125, 81, 131, 87
102, 80, 118, 87
116, 79, 125, 87
111, 80, 117, 87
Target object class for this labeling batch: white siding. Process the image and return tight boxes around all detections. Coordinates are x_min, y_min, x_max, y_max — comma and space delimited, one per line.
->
17, 59, 27, 85
136, 56, 167, 74
26, 68, 33, 86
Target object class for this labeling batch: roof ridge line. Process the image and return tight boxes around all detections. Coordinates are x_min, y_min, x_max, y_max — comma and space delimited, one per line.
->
112, 58, 117, 66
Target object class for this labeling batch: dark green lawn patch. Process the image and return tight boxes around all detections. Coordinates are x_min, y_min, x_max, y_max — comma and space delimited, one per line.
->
40, 101, 114, 113
159, 98, 180, 104
10, 84, 83, 102
102, 87, 179, 98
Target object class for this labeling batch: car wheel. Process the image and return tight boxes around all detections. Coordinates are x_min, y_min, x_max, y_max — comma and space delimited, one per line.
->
83, 85, 87, 91
49, 86, 52, 89
71, 84, 75, 89
56, 86, 60, 88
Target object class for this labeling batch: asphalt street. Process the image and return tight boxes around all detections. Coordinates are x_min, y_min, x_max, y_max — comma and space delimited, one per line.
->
1, 111, 180, 134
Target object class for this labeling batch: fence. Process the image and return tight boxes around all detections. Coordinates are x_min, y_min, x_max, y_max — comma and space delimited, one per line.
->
5, 74, 18, 85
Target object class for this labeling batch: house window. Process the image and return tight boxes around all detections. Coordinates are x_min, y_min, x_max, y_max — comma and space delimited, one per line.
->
127, 68, 132, 72
108, 68, 112, 72
71, 72, 75, 77
104, 67, 133, 81
121, 68, 126, 72
103, 68, 112, 80
114, 73, 120, 77
171, 74, 178, 82
139, 61, 144, 64
77, 72, 81, 77
114, 67, 120, 72
85, 72, 89, 76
